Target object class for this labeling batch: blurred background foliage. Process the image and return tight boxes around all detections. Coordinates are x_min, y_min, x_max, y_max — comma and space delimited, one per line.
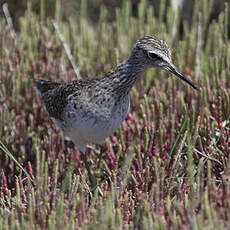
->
0, 0, 230, 37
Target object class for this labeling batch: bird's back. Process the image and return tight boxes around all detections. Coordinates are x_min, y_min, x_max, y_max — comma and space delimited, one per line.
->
35, 79, 73, 121
35, 78, 101, 120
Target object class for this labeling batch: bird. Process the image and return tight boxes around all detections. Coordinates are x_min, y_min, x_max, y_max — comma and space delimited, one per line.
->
35, 35, 198, 189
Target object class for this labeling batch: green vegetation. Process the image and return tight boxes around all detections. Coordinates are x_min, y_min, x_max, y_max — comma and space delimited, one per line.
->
0, 0, 230, 229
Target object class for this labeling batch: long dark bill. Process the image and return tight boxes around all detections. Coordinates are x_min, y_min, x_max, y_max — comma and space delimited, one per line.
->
168, 65, 199, 90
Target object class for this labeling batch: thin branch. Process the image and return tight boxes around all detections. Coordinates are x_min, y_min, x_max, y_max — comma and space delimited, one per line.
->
0, 140, 33, 182
171, 0, 184, 39
195, 12, 202, 78
2, 3, 18, 48
194, 148, 222, 165
4, 47, 14, 71
52, 20, 81, 79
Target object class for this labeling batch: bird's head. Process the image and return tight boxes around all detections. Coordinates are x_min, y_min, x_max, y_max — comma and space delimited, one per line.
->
130, 35, 198, 90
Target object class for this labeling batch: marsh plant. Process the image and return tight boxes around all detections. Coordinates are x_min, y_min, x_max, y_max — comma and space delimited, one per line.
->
0, 0, 230, 229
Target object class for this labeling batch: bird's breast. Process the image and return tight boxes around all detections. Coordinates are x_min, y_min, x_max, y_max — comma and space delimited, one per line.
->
55, 95, 130, 145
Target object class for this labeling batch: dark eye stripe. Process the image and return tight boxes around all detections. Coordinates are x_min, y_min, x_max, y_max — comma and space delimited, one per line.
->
147, 52, 163, 61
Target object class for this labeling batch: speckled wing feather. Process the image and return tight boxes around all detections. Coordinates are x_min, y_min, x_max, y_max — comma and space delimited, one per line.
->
35, 79, 70, 120
35, 78, 106, 121
35, 79, 61, 94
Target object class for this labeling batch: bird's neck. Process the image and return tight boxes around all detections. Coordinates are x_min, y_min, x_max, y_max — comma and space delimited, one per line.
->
108, 57, 147, 97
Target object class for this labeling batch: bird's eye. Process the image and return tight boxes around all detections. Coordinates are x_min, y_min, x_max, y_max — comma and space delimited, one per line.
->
147, 52, 162, 60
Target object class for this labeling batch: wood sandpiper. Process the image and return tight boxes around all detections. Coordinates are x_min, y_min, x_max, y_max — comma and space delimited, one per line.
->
35, 35, 198, 189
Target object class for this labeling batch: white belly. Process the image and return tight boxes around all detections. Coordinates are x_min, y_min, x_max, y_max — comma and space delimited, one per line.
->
51, 96, 130, 152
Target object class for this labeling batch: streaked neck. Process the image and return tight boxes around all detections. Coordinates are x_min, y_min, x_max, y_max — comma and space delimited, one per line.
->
110, 57, 147, 96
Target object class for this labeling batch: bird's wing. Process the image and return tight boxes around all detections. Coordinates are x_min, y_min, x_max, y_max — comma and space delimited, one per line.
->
34, 79, 61, 95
